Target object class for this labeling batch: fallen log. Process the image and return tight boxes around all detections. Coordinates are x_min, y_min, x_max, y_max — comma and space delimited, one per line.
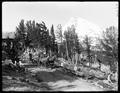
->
57, 58, 108, 80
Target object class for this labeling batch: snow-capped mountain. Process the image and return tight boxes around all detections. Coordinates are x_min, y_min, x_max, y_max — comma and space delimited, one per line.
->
63, 17, 103, 46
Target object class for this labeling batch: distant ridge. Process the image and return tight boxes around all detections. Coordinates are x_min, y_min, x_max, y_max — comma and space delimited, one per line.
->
2, 32, 15, 39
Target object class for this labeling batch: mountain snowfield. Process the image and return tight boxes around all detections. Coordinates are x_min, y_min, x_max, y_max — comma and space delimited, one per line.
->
62, 17, 103, 46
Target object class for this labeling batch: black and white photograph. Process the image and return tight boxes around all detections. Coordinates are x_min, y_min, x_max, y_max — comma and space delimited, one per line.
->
2, 1, 118, 91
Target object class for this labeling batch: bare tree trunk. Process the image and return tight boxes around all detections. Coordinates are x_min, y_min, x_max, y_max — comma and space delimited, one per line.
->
65, 41, 69, 60
72, 54, 75, 64
75, 53, 78, 65
61, 53, 63, 58
88, 56, 90, 67
58, 45, 60, 56
99, 62, 101, 70
60, 32, 63, 58
78, 53, 80, 64
49, 49, 52, 57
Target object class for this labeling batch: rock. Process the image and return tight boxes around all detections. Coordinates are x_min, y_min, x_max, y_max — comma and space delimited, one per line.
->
26, 79, 29, 82
5, 76, 12, 80
12, 77, 17, 80
19, 77, 26, 82
74, 66, 77, 71
111, 72, 118, 82
61, 63, 63, 66
97, 81, 114, 89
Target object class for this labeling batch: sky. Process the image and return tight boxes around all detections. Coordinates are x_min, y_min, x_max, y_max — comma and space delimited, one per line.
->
2, 1, 118, 33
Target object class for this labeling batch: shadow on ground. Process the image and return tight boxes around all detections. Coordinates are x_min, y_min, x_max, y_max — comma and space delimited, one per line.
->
2, 64, 78, 91
35, 69, 78, 83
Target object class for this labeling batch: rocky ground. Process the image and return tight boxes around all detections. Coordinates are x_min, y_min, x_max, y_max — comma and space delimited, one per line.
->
2, 62, 118, 91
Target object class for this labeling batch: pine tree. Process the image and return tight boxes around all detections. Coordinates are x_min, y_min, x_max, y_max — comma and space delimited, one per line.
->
50, 25, 56, 55
100, 26, 118, 72
83, 35, 92, 67
50, 24, 55, 40
15, 19, 26, 42
56, 24, 63, 43
64, 25, 82, 63
56, 24, 63, 57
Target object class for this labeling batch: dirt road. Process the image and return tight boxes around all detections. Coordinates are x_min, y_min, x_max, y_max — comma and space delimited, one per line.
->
47, 79, 105, 91
27, 67, 105, 91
